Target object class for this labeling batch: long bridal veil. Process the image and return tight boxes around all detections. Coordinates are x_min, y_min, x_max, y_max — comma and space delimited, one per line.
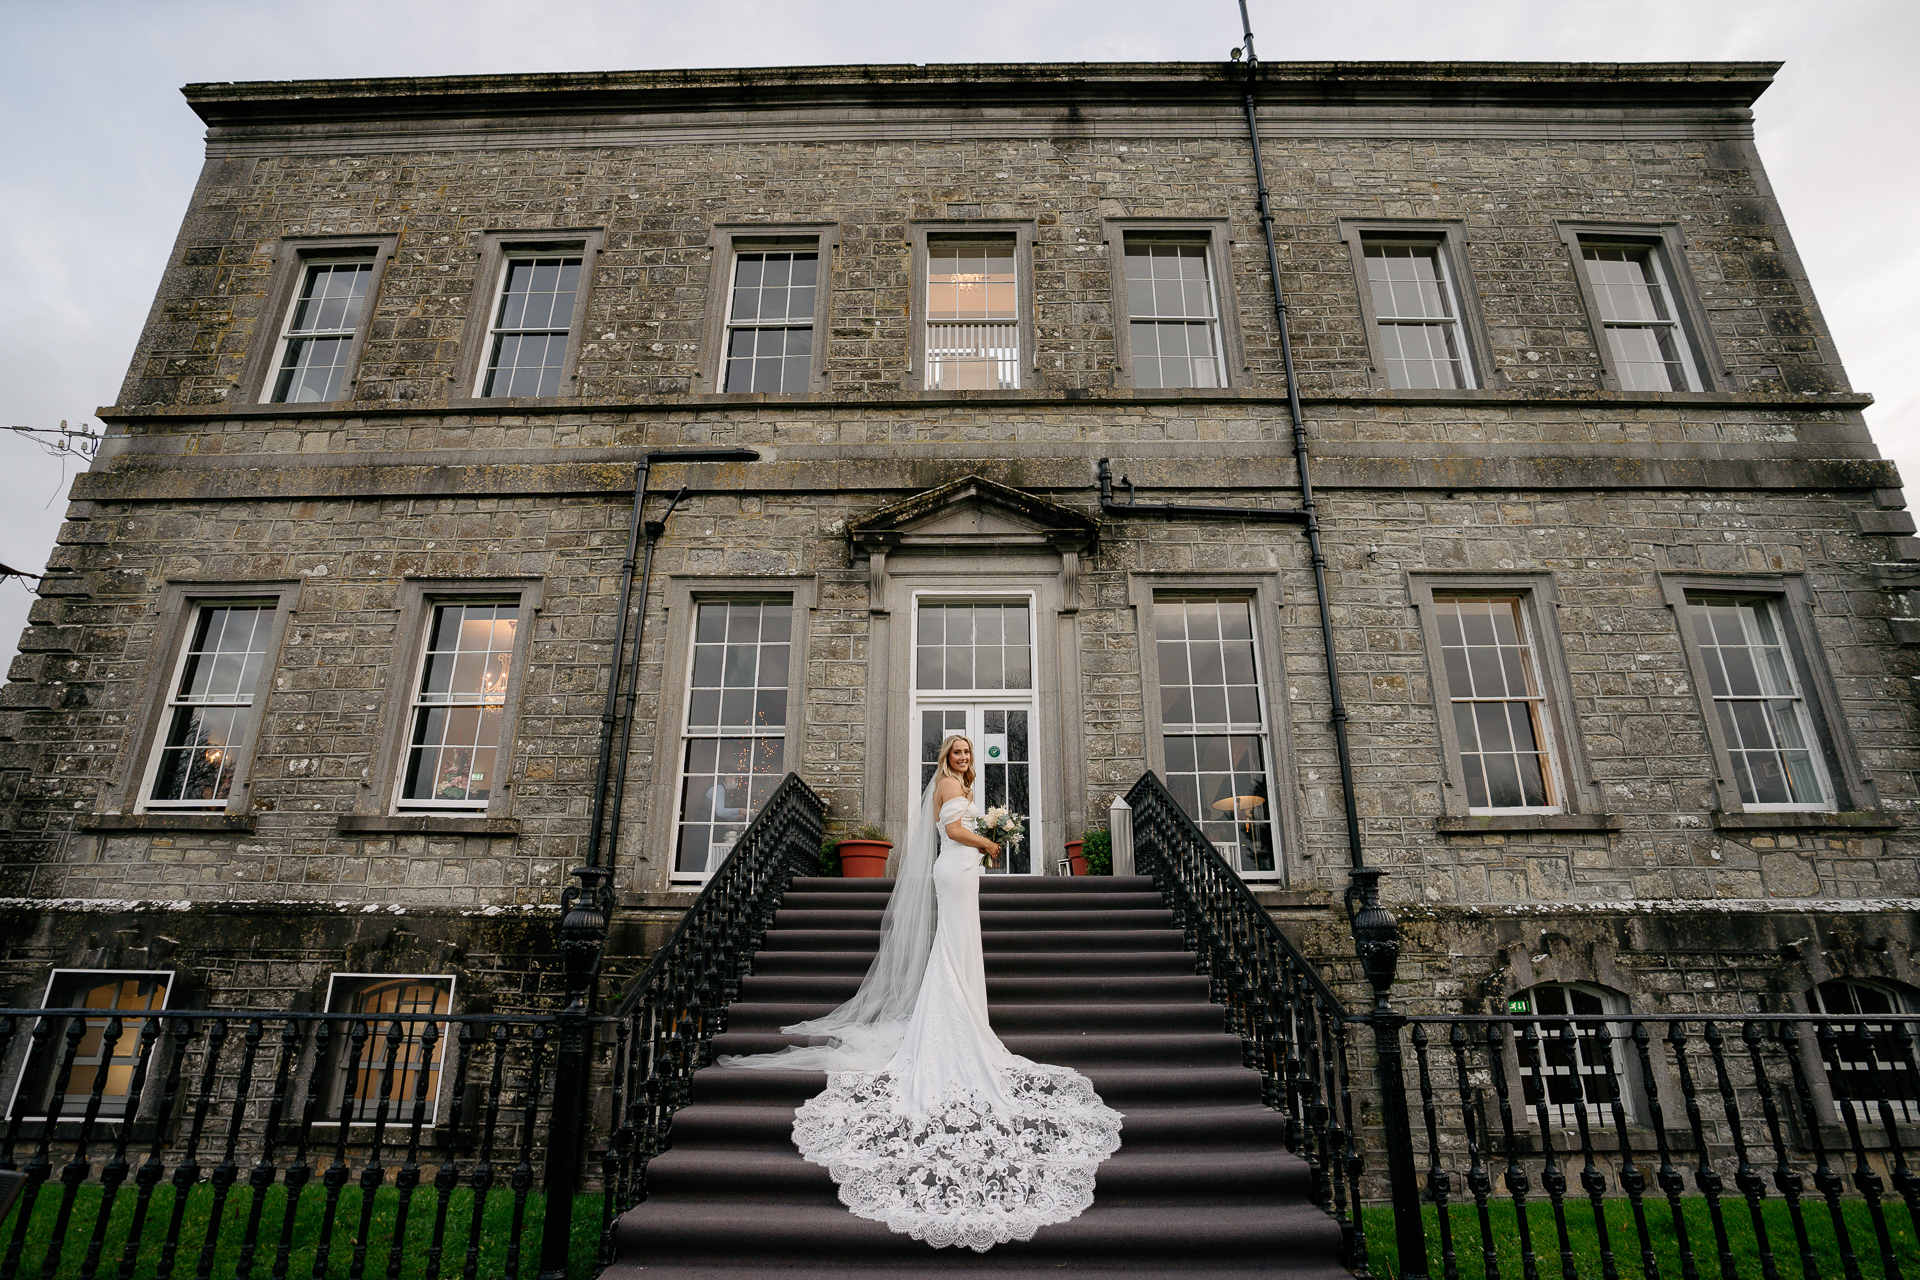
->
719, 774, 942, 1071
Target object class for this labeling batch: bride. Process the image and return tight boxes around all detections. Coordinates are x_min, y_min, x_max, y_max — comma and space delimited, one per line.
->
719, 733, 1123, 1251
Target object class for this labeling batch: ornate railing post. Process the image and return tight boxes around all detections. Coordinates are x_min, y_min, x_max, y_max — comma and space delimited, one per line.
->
1350, 866, 1428, 1280
539, 864, 610, 1279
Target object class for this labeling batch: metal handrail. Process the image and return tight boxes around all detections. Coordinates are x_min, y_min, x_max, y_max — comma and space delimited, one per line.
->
597, 771, 824, 1259
1122, 769, 1364, 1269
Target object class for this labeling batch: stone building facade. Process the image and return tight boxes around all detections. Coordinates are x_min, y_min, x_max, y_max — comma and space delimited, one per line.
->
1, 61, 1914, 1046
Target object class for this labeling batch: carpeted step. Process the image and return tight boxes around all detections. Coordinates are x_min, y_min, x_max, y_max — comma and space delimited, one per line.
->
644, 1141, 1319, 1207
609, 1199, 1347, 1269
748, 949, 1204, 976
688, 1064, 1265, 1107
737, 971, 1212, 1003
609, 868, 1347, 1277
723, 999, 1228, 1034
708, 1029, 1248, 1068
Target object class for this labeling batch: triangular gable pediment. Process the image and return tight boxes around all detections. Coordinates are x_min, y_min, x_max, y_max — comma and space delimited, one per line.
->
849, 474, 1098, 554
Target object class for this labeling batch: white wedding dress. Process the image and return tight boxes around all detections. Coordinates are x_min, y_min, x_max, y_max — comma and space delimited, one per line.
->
724, 791, 1123, 1251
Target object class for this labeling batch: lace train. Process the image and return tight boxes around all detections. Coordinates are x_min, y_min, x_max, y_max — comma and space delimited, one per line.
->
793, 1063, 1124, 1252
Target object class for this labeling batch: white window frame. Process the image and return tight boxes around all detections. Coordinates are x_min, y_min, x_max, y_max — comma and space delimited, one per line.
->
1129, 578, 1294, 883
1659, 574, 1872, 816
135, 595, 289, 815
909, 592, 1043, 877
391, 597, 525, 813
475, 252, 586, 398
1117, 233, 1228, 389
244, 236, 397, 405
455, 231, 602, 402
1431, 594, 1562, 815
668, 594, 803, 883
1104, 219, 1243, 392
1340, 219, 1495, 393
1677, 593, 1833, 812
1559, 222, 1722, 394
1408, 574, 1598, 820
3, 969, 174, 1123
265, 256, 379, 403
315, 973, 457, 1129
908, 224, 1035, 392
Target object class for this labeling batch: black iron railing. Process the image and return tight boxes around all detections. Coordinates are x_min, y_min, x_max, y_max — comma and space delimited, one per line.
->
1386, 1010, 1920, 1280
597, 771, 823, 1258
1123, 770, 1368, 1268
0, 1007, 575, 1280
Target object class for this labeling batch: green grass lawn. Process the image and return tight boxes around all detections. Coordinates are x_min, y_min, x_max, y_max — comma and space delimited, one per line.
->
1363, 1195, 1920, 1279
0, 1181, 605, 1279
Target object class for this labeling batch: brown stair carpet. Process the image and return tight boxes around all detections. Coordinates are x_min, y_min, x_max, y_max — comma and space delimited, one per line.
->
604, 875, 1351, 1277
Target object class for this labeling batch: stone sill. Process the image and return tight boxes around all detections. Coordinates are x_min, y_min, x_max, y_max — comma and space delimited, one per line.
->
336, 815, 521, 836
623, 891, 702, 911
1436, 813, 1621, 835
95, 386, 1873, 424
78, 813, 256, 833
1250, 889, 1322, 909
1712, 810, 1899, 833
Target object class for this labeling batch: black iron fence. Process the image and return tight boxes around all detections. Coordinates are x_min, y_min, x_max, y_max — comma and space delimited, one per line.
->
1124, 769, 1920, 1280
0, 1007, 575, 1280
9, 769, 1918, 1280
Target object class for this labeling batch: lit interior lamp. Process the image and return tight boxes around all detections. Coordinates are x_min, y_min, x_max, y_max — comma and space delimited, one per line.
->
1210, 795, 1265, 841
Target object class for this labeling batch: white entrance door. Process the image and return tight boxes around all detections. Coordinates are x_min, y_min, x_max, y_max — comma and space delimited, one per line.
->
912, 597, 1040, 875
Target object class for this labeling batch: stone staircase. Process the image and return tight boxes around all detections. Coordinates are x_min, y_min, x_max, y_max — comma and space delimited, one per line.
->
604, 875, 1350, 1277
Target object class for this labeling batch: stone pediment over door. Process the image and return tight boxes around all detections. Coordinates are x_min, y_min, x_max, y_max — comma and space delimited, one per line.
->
848, 474, 1100, 614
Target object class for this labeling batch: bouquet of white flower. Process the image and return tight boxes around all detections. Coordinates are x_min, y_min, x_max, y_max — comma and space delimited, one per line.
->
974, 806, 1026, 868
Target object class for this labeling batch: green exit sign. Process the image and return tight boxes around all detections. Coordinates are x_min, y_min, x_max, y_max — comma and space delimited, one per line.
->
1506, 997, 1531, 1014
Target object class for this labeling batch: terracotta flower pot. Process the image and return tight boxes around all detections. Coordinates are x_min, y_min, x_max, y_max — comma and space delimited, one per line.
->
1063, 839, 1088, 877
836, 839, 893, 878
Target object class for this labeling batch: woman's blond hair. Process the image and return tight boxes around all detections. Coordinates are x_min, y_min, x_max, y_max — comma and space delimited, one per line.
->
935, 734, 977, 789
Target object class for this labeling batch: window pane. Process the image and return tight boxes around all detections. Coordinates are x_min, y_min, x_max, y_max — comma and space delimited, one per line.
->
1156, 598, 1275, 874
148, 605, 273, 807
675, 601, 793, 873
1434, 596, 1555, 812
913, 601, 1031, 693
400, 604, 517, 806
1684, 595, 1827, 807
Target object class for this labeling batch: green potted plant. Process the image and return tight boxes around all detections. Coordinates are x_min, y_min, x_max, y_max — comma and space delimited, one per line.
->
1079, 829, 1112, 876
836, 822, 893, 878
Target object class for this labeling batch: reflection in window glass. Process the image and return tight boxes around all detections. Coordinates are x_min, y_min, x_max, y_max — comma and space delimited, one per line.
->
481, 255, 582, 398
149, 604, 273, 808
916, 601, 1032, 692
1363, 240, 1471, 389
1434, 597, 1557, 811
724, 247, 818, 392
1581, 242, 1701, 392
927, 239, 1019, 390
271, 260, 374, 403
401, 603, 518, 808
1155, 598, 1275, 874
1125, 237, 1223, 388
676, 600, 792, 875
1684, 595, 1828, 808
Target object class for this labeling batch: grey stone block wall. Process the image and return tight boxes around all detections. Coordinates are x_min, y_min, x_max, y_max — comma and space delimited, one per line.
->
3, 62, 1915, 1016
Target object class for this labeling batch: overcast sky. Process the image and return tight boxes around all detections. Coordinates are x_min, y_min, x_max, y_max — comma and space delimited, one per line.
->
1, 0, 1914, 671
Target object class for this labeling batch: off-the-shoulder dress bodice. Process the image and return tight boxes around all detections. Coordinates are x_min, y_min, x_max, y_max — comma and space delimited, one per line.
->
936, 796, 974, 856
